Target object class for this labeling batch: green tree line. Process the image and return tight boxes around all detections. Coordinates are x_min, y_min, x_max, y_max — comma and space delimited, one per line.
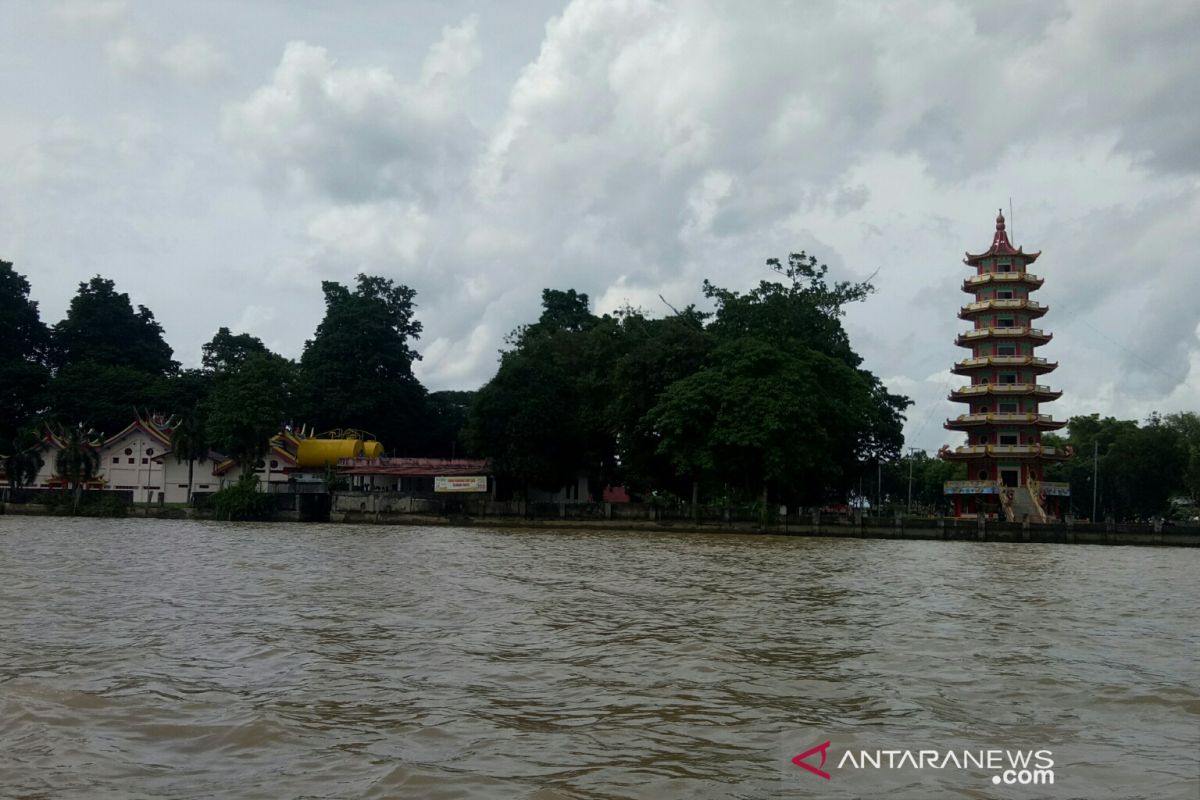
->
463, 253, 912, 511
0, 261, 466, 477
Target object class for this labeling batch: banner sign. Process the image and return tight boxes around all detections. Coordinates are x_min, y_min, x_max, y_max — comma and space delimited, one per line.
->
434, 476, 488, 493
943, 481, 999, 495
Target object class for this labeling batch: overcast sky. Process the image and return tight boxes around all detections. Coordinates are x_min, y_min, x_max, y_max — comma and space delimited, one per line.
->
2, 0, 1197, 451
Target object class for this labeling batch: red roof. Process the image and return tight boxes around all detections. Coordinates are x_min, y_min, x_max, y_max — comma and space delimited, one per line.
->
339, 457, 491, 477
964, 210, 1040, 265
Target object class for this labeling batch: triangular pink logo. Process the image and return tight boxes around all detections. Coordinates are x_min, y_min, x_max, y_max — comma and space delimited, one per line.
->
792, 740, 832, 780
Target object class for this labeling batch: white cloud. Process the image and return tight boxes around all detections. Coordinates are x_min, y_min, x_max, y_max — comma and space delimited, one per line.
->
8, 0, 1198, 436
160, 36, 229, 82
104, 35, 143, 72
52, 0, 127, 25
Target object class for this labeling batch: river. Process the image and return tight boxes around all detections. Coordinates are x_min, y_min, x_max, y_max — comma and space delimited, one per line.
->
1, 517, 1196, 798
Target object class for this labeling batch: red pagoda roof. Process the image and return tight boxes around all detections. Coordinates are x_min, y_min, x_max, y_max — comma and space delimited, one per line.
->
964, 210, 1040, 265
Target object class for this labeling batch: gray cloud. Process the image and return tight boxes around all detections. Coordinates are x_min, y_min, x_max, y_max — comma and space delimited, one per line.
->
2, 0, 1196, 451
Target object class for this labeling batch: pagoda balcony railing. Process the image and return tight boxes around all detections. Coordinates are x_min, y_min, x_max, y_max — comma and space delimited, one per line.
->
939, 444, 1072, 459
954, 355, 1053, 371
945, 412, 1062, 426
951, 383, 1056, 396
959, 299, 1045, 316
959, 326, 1046, 339
956, 326, 1051, 345
963, 272, 1043, 290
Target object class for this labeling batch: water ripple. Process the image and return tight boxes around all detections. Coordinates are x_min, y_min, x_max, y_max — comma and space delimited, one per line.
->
1, 517, 1197, 798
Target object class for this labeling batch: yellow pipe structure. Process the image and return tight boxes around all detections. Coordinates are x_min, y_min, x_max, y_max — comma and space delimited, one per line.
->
296, 438, 365, 468
361, 441, 384, 459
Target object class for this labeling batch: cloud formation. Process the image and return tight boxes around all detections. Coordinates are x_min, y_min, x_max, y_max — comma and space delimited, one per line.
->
3, 0, 1198, 450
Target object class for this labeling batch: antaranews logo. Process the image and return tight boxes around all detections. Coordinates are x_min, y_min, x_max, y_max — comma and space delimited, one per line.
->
790, 740, 1055, 788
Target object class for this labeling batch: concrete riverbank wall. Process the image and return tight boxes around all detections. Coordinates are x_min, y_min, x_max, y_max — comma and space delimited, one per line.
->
6, 499, 1195, 546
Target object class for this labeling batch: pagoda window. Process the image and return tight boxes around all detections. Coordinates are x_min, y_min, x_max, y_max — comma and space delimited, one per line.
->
999, 373, 1017, 384
999, 402, 1017, 413
999, 434, 1018, 446
998, 290, 1014, 300
997, 344, 1016, 356
997, 260, 1012, 272
997, 317, 1015, 328
979, 434, 989, 444
978, 470, 988, 480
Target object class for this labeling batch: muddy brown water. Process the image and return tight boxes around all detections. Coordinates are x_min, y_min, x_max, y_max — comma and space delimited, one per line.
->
1, 517, 1196, 798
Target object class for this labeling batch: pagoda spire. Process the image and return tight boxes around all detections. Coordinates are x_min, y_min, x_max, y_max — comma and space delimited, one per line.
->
991, 208, 1012, 251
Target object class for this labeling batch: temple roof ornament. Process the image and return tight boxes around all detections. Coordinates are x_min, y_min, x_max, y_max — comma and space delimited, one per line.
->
964, 209, 1041, 265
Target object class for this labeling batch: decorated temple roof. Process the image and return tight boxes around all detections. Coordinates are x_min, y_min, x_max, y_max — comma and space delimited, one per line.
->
964, 210, 1041, 265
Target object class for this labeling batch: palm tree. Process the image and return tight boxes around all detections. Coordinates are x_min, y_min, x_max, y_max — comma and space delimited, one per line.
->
170, 410, 209, 505
3, 429, 45, 499
54, 423, 100, 514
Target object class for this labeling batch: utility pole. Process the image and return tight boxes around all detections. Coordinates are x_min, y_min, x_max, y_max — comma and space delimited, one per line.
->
907, 448, 918, 514
1092, 439, 1099, 521
877, 460, 882, 513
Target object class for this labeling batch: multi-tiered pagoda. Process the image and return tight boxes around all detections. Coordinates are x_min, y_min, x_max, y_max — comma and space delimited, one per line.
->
940, 211, 1071, 521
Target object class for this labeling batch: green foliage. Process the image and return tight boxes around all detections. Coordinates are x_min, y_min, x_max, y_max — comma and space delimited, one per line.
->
0, 261, 51, 446
1046, 412, 1195, 520
202, 327, 269, 373
3, 428, 45, 490
298, 274, 426, 452
53, 423, 101, 514
424, 390, 477, 458
50, 276, 177, 375
209, 472, 275, 521
608, 308, 713, 495
206, 352, 295, 467
170, 408, 209, 504
468, 251, 911, 507
648, 338, 875, 506
466, 344, 585, 491
1164, 412, 1200, 508
44, 362, 164, 435
1105, 416, 1187, 520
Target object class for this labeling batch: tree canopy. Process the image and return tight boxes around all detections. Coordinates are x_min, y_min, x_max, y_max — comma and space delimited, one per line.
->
298, 274, 426, 450
51, 276, 177, 375
466, 253, 911, 507
0, 261, 51, 447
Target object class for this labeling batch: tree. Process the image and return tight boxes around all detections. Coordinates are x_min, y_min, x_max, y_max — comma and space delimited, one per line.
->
1105, 415, 1186, 520
466, 290, 625, 497
0, 261, 51, 447
51, 276, 177, 374
298, 274, 425, 452
608, 307, 714, 498
423, 390, 477, 458
206, 353, 295, 468
3, 427, 45, 494
170, 409, 209, 505
466, 346, 584, 493
687, 252, 910, 506
202, 327, 269, 373
649, 338, 878, 516
44, 362, 164, 436
54, 423, 100, 514
1045, 415, 1140, 518
1164, 412, 1200, 509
